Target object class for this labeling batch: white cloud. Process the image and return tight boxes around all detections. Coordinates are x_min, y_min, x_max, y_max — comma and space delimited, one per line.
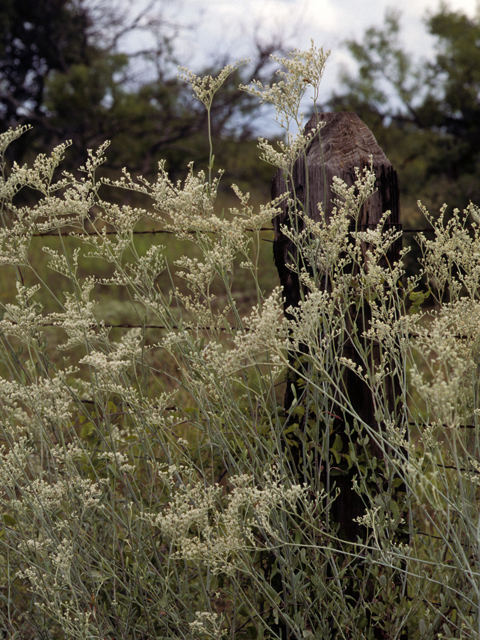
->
161, 0, 479, 134
174, 0, 478, 66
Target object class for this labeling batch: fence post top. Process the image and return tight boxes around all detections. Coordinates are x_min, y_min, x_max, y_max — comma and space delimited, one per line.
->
305, 111, 390, 171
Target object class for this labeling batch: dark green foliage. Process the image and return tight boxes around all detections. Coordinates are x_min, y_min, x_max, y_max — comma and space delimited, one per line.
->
323, 6, 480, 219
0, 0, 281, 194
0, 0, 94, 125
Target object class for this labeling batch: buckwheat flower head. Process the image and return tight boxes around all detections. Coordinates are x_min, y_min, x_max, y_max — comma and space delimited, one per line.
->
467, 201, 480, 225
281, 207, 350, 276
0, 436, 31, 496
240, 40, 330, 130
0, 225, 31, 265
10, 139, 72, 195
149, 162, 223, 237
144, 466, 308, 574
338, 356, 364, 377
49, 277, 110, 350
11, 478, 67, 518
221, 286, 288, 374
0, 124, 32, 155
285, 288, 338, 353
98, 451, 135, 474
331, 162, 377, 218
418, 201, 480, 301
22, 374, 76, 424
190, 611, 226, 639
257, 122, 324, 171
33, 182, 96, 232
0, 282, 44, 343
80, 348, 134, 391
51, 443, 83, 464
354, 505, 381, 529
409, 298, 480, 426
179, 60, 248, 110
126, 244, 166, 286
19, 536, 53, 554
225, 468, 307, 540
49, 537, 74, 579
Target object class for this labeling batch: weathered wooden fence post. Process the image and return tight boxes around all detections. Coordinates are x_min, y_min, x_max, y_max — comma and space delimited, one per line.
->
272, 111, 402, 538
272, 111, 404, 637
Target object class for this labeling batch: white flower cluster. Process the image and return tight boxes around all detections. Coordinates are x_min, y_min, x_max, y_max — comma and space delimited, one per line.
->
409, 298, 480, 427
0, 282, 44, 345
11, 475, 102, 519
221, 286, 288, 375
257, 122, 324, 172
80, 343, 136, 390
2, 41, 480, 639
144, 466, 307, 575
417, 201, 480, 302
190, 611, 226, 639
98, 450, 135, 474
179, 60, 248, 110
0, 369, 79, 437
240, 40, 329, 131
0, 437, 31, 497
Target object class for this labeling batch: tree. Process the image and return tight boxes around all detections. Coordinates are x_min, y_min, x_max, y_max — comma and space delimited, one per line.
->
0, 0, 94, 126
323, 5, 480, 221
0, 0, 285, 189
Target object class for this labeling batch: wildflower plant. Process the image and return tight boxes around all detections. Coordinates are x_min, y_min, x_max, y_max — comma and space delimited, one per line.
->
0, 42, 479, 640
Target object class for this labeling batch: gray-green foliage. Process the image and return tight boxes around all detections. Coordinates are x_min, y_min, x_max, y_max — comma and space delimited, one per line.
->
0, 43, 479, 639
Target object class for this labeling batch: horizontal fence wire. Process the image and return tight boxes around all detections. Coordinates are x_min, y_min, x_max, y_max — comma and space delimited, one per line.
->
28, 225, 473, 244
14, 320, 464, 342
30, 227, 276, 237
34, 321, 230, 331
29, 226, 439, 237
15, 222, 480, 431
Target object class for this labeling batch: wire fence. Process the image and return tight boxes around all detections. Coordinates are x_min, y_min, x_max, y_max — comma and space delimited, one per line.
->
28, 225, 445, 237
10, 217, 480, 561
23, 220, 471, 335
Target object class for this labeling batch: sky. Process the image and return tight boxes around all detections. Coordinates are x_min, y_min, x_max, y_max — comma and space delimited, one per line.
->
153, 0, 478, 132
166, 0, 479, 82
127, 0, 478, 135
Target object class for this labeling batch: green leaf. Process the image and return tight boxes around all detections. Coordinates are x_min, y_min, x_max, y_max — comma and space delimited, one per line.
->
331, 450, 341, 464
389, 499, 400, 521
409, 289, 430, 314
331, 434, 343, 452
292, 405, 305, 418
348, 442, 357, 463
284, 423, 299, 435
80, 421, 95, 439
89, 570, 106, 581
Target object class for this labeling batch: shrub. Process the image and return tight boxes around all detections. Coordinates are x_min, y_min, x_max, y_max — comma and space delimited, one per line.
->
0, 41, 479, 639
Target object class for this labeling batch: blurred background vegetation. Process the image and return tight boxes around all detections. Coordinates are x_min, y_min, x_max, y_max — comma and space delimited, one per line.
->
0, 0, 282, 201
1, 0, 479, 235
322, 6, 480, 230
